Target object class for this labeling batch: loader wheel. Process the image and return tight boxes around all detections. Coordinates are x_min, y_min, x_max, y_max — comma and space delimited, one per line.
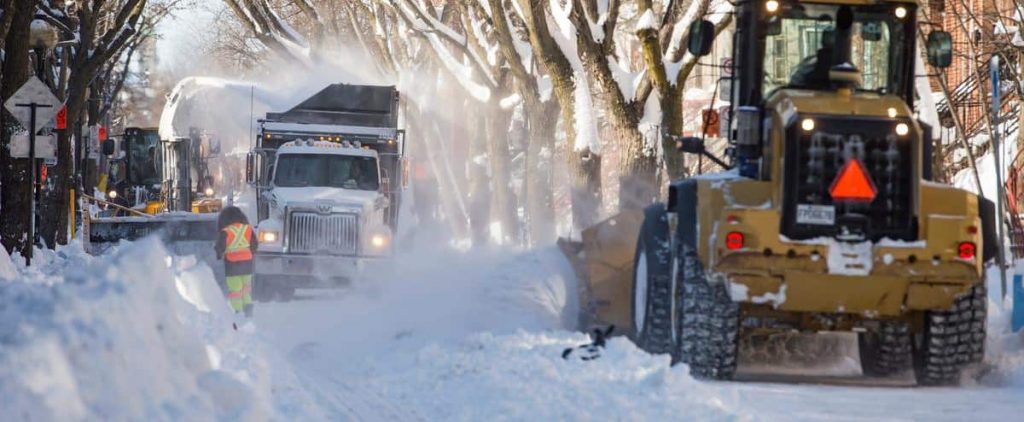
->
676, 248, 739, 380
858, 321, 911, 377
912, 284, 987, 386
631, 204, 675, 356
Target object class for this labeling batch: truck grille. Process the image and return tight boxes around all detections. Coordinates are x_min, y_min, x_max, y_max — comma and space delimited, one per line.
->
287, 212, 359, 255
781, 116, 917, 241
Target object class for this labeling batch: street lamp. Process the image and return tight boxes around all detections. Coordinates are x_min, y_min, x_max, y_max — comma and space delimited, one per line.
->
28, 17, 58, 249
30, 17, 58, 76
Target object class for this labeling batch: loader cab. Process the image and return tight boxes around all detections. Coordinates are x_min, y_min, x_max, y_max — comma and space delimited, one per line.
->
123, 127, 162, 189
686, 0, 953, 242
688, 0, 951, 175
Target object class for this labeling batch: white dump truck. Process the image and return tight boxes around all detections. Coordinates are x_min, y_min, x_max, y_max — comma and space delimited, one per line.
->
247, 84, 404, 300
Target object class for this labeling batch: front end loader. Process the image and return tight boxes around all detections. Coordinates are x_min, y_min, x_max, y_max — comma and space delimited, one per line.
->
85, 127, 222, 257
564, 0, 997, 386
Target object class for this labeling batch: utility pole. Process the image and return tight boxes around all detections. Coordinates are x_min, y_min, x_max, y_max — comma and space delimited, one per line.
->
992, 56, 1009, 299
5, 76, 61, 266
13, 102, 53, 265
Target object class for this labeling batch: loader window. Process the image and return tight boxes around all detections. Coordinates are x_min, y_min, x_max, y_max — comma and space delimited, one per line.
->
274, 154, 380, 191
762, 3, 906, 96
127, 131, 161, 186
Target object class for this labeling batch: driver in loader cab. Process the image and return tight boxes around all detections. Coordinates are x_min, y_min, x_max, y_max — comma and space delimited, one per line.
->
215, 206, 258, 318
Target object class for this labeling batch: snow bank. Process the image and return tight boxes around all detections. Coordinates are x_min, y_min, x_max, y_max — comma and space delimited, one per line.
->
0, 239, 321, 420
982, 264, 1024, 388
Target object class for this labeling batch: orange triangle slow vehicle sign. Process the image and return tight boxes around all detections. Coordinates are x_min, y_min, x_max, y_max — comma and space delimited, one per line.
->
829, 159, 877, 202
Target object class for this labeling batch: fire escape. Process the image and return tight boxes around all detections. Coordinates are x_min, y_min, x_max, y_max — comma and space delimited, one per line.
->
934, 58, 1024, 258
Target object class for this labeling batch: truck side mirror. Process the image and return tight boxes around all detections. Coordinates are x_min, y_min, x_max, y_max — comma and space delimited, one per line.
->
101, 139, 115, 156
688, 20, 715, 57
246, 152, 256, 185
927, 31, 953, 68
765, 16, 781, 36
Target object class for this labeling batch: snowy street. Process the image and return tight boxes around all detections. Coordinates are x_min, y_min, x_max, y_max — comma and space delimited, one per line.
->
252, 252, 1024, 421
5, 0, 1024, 420
4, 237, 1022, 420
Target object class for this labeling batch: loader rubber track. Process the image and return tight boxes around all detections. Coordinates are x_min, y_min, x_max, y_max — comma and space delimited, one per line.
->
912, 284, 987, 386
677, 247, 739, 380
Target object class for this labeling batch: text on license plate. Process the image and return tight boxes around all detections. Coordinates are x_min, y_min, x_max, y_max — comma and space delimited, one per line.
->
796, 204, 835, 225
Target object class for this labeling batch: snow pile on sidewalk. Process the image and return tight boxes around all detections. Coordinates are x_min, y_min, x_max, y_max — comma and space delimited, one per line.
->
0, 239, 321, 421
983, 265, 1024, 387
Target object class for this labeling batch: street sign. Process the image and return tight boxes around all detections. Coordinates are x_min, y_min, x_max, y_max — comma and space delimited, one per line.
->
3, 76, 61, 134
88, 125, 101, 159
721, 57, 734, 76
55, 105, 67, 130
10, 132, 56, 159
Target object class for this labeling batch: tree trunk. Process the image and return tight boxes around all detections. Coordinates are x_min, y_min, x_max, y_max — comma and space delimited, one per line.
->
524, 102, 557, 245
660, 85, 687, 180
0, 4, 37, 257
617, 123, 659, 211
568, 147, 602, 232
467, 102, 491, 245
486, 104, 517, 244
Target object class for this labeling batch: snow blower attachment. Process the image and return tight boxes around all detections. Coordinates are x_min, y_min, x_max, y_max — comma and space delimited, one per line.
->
564, 0, 997, 386
85, 127, 222, 258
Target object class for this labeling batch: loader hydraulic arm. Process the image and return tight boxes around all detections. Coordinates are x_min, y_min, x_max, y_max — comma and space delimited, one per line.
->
668, 134, 731, 170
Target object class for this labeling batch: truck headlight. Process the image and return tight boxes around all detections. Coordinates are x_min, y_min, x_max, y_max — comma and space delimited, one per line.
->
259, 230, 279, 243
371, 233, 389, 249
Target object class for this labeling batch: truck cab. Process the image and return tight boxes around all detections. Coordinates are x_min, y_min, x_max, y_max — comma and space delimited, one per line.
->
247, 84, 404, 298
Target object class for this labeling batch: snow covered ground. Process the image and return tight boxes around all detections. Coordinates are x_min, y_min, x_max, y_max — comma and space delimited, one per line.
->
1, 237, 1023, 420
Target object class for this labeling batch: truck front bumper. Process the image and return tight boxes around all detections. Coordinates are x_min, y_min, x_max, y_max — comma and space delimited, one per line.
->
255, 252, 364, 281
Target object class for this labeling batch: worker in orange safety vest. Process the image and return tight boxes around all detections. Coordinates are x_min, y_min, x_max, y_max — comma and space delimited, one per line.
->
215, 206, 258, 317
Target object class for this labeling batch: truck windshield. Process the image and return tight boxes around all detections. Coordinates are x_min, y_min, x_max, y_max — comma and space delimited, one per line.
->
762, 3, 909, 96
274, 154, 380, 191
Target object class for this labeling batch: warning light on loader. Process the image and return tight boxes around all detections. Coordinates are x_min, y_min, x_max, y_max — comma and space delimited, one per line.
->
725, 232, 744, 250
829, 159, 877, 202
958, 242, 976, 260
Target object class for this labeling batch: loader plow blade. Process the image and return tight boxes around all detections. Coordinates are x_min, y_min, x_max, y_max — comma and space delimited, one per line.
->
87, 213, 219, 257
559, 210, 643, 335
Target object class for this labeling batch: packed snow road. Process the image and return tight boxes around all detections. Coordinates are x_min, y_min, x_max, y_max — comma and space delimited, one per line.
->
1, 239, 1023, 420
252, 245, 1024, 421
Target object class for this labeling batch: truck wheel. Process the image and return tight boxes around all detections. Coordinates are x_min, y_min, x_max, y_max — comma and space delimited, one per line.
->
912, 284, 987, 386
858, 321, 911, 377
277, 286, 296, 302
252, 275, 273, 302
631, 204, 675, 356
676, 248, 739, 380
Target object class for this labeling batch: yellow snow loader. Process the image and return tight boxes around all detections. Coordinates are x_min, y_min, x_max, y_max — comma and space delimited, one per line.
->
85, 127, 223, 255
563, 0, 997, 386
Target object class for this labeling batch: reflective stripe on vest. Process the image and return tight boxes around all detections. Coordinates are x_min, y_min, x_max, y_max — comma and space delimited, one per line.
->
223, 223, 253, 262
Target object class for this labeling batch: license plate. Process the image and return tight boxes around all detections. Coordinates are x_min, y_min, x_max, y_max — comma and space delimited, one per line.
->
796, 204, 835, 225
